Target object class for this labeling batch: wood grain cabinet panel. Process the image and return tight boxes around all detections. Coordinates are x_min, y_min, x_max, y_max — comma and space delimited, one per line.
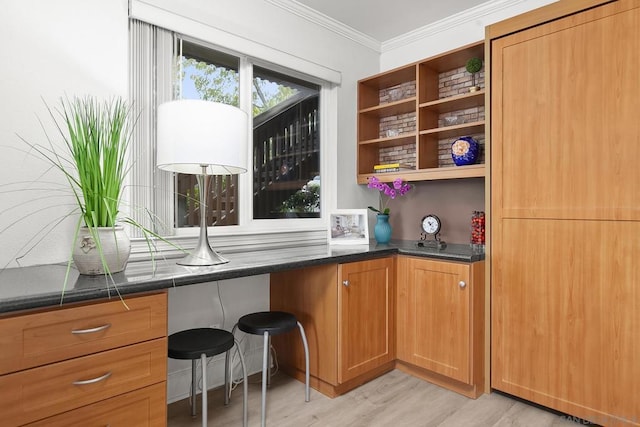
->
25, 382, 166, 427
0, 292, 167, 374
490, 0, 640, 425
338, 258, 395, 383
357, 42, 486, 183
0, 339, 167, 426
396, 256, 484, 398
0, 292, 168, 427
270, 257, 395, 397
271, 264, 339, 390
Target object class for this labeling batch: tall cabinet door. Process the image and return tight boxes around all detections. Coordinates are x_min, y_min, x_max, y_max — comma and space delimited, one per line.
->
338, 258, 395, 383
491, 1, 640, 425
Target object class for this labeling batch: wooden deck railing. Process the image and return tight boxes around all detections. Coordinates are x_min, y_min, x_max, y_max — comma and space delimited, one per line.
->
253, 95, 319, 218
177, 94, 319, 226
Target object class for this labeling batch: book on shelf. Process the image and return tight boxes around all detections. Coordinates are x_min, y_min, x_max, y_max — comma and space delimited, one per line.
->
373, 162, 400, 170
373, 163, 411, 170
373, 163, 412, 173
372, 166, 413, 173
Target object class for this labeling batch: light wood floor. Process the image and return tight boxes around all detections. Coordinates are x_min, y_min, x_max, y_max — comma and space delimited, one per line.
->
167, 370, 584, 427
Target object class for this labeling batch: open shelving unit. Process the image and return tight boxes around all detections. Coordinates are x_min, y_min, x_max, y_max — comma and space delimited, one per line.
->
357, 41, 485, 184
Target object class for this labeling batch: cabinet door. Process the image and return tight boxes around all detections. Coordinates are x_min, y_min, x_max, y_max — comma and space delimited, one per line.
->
491, 1, 640, 424
397, 257, 471, 384
338, 258, 395, 383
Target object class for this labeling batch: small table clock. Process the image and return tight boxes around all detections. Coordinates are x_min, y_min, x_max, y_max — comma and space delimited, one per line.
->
418, 214, 447, 249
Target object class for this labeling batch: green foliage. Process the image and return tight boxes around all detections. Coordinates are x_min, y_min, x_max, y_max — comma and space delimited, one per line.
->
279, 180, 320, 213
183, 58, 240, 106
252, 77, 296, 116
465, 57, 483, 74
181, 58, 297, 116
56, 97, 132, 228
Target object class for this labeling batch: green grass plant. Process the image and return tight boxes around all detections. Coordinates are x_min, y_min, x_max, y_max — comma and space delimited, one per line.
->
58, 96, 131, 228
5, 95, 184, 303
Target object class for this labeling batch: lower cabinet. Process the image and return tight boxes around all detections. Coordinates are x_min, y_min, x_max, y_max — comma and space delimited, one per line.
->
271, 255, 484, 399
396, 256, 484, 398
0, 292, 168, 426
270, 257, 396, 397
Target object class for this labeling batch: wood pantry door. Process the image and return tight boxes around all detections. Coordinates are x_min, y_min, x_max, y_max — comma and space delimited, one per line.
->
491, 1, 640, 425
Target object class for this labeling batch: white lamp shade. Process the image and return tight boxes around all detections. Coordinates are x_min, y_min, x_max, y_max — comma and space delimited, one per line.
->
157, 100, 248, 175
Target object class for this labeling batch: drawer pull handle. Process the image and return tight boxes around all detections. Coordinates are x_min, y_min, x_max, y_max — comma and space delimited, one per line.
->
73, 371, 112, 385
71, 323, 111, 335
343, 280, 350, 287
458, 281, 467, 289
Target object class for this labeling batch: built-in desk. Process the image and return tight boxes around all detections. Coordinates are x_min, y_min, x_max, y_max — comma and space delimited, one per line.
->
0, 240, 484, 426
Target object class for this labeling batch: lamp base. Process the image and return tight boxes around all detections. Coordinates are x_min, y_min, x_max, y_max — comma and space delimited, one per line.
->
177, 242, 229, 266
176, 171, 230, 266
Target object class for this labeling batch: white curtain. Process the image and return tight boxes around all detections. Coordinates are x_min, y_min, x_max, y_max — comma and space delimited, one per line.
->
128, 19, 175, 237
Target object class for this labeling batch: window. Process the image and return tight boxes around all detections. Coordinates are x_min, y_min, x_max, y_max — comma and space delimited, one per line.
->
174, 39, 322, 227
130, 20, 334, 254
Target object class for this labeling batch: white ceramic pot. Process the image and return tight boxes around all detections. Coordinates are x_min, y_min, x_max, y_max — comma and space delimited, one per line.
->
72, 226, 131, 275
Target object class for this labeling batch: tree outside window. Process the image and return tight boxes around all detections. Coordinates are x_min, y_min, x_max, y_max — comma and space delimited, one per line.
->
175, 40, 321, 226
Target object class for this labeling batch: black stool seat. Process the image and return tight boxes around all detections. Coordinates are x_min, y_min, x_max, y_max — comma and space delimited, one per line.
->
237, 311, 297, 336
168, 328, 234, 359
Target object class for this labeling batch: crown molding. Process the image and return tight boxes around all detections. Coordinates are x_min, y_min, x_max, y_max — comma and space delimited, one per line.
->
382, 0, 525, 52
267, 0, 529, 53
265, 0, 382, 52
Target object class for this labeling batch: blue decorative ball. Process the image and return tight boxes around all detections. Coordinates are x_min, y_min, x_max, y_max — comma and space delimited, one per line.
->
451, 136, 479, 166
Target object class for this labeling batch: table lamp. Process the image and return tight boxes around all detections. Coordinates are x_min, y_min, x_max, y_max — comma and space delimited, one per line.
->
157, 100, 248, 265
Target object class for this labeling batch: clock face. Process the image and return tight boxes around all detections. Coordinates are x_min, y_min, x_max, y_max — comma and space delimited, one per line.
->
421, 214, 441, 235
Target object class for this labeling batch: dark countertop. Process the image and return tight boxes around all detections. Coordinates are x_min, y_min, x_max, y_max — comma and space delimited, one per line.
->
0, 240, 484, 315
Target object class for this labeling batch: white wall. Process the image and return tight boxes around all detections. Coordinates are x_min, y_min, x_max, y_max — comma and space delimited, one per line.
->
0, 0, 130, 267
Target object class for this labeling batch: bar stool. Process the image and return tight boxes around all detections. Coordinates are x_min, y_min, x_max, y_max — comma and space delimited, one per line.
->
168, 328, 248, 427
230, 311, 310, 427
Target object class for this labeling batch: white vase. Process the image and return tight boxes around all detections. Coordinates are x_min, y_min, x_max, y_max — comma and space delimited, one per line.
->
72, 226, 131, 275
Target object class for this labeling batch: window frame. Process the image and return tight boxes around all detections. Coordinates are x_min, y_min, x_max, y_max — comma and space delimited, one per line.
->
129, 27, 338, 259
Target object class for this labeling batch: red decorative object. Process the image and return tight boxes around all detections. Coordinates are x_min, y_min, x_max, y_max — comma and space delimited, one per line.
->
471, 211, 485, 246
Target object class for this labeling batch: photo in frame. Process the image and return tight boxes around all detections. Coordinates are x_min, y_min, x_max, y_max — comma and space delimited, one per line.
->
328, 209, 369, 245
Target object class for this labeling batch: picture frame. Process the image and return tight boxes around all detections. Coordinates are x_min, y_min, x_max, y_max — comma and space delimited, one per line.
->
328, 209, 370, 245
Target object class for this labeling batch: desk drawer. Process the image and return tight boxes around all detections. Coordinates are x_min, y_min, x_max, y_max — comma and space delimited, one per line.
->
0, 292, 167, 374
25, 382, 166, 427
0, 338, 167, 426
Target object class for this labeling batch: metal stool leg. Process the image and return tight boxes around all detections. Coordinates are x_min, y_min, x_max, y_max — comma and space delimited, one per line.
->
297, 321, 310, 402
261, 331, 269, 427
227, 324, 239, 406
234, 338, 249, 427
191, 359, 198, 417
267, 334, 272, 387
224, 348, 231, 406
201, 353, 208, 427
